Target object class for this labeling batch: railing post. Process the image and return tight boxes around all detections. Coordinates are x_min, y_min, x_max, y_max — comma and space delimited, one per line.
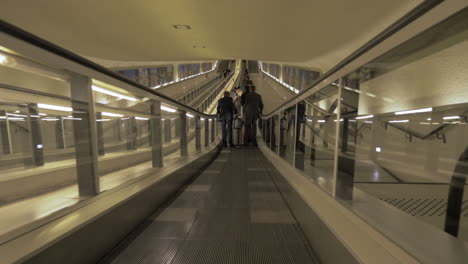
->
0, 110, 12, 154
269, 118, 273, 149
195, 115, 201, 151
55, 116, 66, 149
27, 103, 44, 166
150, 101, 163, 168
164, 118, 171, 143
204, 118, 209, 147
96, 112, 105, 155
179, 111, 188, 157
70, 73, 100, 197
211, 118, 215, 142
175, 117, 181, 138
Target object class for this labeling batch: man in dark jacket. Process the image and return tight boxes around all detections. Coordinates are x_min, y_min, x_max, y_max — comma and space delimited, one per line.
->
243, 85, 263, 146
217, 91, 237, 147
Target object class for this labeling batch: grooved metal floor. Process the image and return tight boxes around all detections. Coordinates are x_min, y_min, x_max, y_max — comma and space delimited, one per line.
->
104, 148, 319, 264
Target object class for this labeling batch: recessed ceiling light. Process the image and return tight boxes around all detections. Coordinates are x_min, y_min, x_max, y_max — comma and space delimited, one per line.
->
173, 25, 191, 30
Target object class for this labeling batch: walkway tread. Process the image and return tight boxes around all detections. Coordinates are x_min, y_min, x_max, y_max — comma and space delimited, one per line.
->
103, 148, 318, 264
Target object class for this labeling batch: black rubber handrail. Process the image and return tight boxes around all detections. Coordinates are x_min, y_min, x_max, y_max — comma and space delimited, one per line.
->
261, 0, 442, 117
0, 19, 217, 118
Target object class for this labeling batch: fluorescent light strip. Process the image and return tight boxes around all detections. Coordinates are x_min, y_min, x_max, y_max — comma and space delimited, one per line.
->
97, 119, 111, 122
395, 107, 432, 115
38, 103, 72, 112
101, 112, 124, 117
135, 117, 149, 120
356, 115, 373, 120
39, 113, 47, 116
364, 121, 373, 124
443, 116, 460, 120
0, 116, 25, 121
161, 105, 176, 113
186, 113, 194, 118
318, 120, 326, 123
43, 118, 59, 121
7, 113, 27, 117
63, 117, 82, 120
92, 85, 137, 102
389, 120, 409, 123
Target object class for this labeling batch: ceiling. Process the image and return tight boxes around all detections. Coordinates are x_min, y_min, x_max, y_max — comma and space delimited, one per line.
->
1, 0, 420, 72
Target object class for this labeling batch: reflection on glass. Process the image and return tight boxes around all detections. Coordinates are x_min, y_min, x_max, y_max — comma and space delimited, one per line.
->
341, 7, 468, 242
280, 106, 297, 166
302, 84, 339, 194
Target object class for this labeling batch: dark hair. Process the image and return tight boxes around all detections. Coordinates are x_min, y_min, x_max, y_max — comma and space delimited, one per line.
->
224, 91, 230, 96
249, 85, 256, 92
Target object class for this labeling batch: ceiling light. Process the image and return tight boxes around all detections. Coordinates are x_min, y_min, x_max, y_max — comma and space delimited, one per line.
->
63, 117, 82, 120
101, 112, 124, 117
39, 113, 47, 116
443, 116, 460, 120
318, 120, 326, 123
97, 119, 111, 122
376, 147, 382, 153
135, 117, 149, 120
186, 113, 194, 118
365, 121, 373, 123
395, 107, 432, 115
389, 120, 409, 123
92, 85, 137, 102
427, 118, 432, 121
38, 103, 72, 112
161, 105, 176, 113
43, 118, 59, 121
366, 92, 376, 98
356, 115, 373, 120
173, 25, 191, 30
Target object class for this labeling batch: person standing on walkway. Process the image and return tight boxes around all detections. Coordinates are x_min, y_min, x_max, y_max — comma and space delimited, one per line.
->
217, 91, 237, 147
243, 85, 263, 146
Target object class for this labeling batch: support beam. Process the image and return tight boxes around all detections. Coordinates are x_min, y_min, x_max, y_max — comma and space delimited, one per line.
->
71, 74, 100, 197
150, 101, 163, 168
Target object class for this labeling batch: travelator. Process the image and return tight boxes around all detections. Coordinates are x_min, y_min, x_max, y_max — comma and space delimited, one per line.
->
1, 2, 468, 264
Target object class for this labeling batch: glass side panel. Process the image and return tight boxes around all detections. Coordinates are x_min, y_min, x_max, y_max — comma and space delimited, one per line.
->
342, 7, 468, 241
279, 105, 297, 166
302, 83, 339, 194
0, 48, 79, 235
